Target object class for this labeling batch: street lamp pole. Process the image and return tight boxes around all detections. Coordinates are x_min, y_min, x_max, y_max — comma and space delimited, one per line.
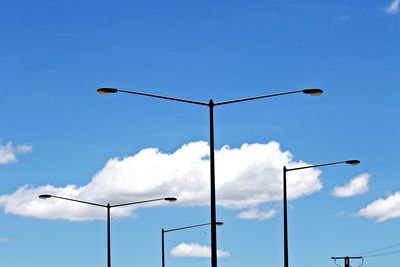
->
282, 159, 360, 267
107, 203, 111, 267
162, 222, 224, 267
162, 228, 165, 267
39, 194, 177, 267
97, 87, 323, 267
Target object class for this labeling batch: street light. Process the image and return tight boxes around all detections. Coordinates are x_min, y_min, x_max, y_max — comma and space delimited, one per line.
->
97, 87, 323, 267
282, 159, 360, 267
39, 194, 177, 267
162, 221, 224, 267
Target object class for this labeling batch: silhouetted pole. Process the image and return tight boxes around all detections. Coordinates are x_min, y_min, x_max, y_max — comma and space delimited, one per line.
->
345, 257, 349, 267
107, 203, 111, 267
283, 166, 288, 267
283, 160, 360, 267
161, 228, 165, 267
96, 87, 323, 267
39, 194, 177, 267
208, 99, 217, 266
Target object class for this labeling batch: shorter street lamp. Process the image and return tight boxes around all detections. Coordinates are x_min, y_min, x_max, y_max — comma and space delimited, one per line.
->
39, 194, 177, 267
161, 222, 224, 267
282, 159, 360, 267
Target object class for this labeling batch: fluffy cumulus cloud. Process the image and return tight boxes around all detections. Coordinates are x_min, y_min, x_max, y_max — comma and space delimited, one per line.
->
0, 141, 322, 220
357, 192, 400, 222
170, 242, 230, 258
0, 141, 32, 165
331, 173, 370, 197
236, 208, 277, 220
386, 0, 400, 14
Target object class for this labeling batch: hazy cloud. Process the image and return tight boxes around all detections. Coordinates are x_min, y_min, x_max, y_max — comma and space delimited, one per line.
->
0, 237, 10, 242
386, 0, 400, 14
16, 144, 33, 154
337, 15, 351, 22
357, 192, 400, 222
0, 141, 322, 220
236, 208, 277, 220
171, 242, 230, 258
332, 173, 370, 197
0, 141, 32, 165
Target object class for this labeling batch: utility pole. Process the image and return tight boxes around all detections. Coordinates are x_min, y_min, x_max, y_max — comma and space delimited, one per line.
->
331, 256, 363, 267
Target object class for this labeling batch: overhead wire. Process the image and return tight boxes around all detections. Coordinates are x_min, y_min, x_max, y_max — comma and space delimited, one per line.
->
362, 249, 400, 258
350, 241, 400, 257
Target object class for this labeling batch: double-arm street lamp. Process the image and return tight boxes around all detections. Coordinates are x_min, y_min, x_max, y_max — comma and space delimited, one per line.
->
39, 194, 177, 267
97, 87, 323, 267
162, 221, 224, 267
282, 159, 360, 267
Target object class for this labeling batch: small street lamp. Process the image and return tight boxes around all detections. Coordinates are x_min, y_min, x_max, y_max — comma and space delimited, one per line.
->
39, 194, 177, 267
282, 160, 360, 267
162, 221, 224, 267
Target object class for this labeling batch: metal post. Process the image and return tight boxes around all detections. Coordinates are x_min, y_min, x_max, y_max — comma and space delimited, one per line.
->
209, 100, 217, 267
107, 203, 111, 267
162, 228, 165, 267
283, 166, 288, 267
344, 257, 350, 267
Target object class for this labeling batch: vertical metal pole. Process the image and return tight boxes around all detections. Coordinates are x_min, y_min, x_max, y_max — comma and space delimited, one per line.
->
283, 166, 289, 267
162, 229, 165, 267
107, 204, 111, 267
209, 100, 217, 267
344, 257, 350, 267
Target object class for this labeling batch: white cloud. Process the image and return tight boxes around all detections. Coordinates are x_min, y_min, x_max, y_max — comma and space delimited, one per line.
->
16, 144, 33, 154
236, 208, 277, 220
0, 141, 322, 220
385, 0, 400, 14
170, 242, 230, 258
0, 142, 16, 164
332, 173, 370, 197
0, 141, 32, 165
357, 192, 400, 222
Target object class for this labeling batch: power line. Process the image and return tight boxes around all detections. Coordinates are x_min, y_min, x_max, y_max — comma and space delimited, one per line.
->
362, 249, 400, 258
350, 241, 400, 257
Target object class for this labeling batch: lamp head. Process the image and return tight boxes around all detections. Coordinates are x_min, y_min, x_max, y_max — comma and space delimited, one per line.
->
216, 222, 224, 226
345, 160, 360, 166
164, 197, 177, 202
39, 194, 52, 199
97, 88, 118, 95
302, 88, 323, 96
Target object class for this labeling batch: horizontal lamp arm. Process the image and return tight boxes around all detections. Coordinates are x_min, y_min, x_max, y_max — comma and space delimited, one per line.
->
99, 88, 208, 106
50, 195, 106, 208
164, 222, 212, 233
286, 160, 359, 172
110, 197, 169, 208
214, 90, 304, 106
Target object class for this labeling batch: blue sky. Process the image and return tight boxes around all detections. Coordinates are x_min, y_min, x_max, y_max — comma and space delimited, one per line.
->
1, 1, 400, 266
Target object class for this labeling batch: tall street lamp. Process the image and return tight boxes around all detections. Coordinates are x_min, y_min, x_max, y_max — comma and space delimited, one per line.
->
97, 87, 323, 267
162, 221, 224, 267
283, 159, 360, 267
39, 194, 177, 267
